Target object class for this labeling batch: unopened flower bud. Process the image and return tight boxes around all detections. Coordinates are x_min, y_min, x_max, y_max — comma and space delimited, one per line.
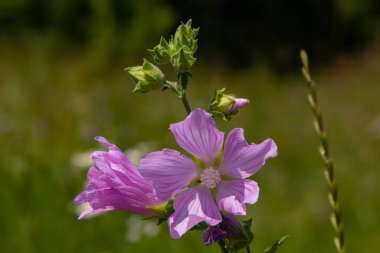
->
173, 19, 199, 53
125, 59, 166, 93
149, 20, 199, 72
148, 37, 171, 64
209, 88, 250, 120
170, 48, 197, 73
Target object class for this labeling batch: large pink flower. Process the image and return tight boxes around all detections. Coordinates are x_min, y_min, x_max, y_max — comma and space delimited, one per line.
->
139, 108, 277, 239
75, 137, 159, 219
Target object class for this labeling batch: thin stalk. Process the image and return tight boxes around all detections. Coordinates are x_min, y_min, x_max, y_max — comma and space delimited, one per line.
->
300, 50, 345, 253
246, 246, 251, 253
181, 93, 192, 114
178, 72, 192, 114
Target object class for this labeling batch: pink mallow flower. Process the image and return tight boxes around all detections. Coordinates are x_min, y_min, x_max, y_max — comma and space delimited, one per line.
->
74, 137, 159, 219
139, 108, 277, 239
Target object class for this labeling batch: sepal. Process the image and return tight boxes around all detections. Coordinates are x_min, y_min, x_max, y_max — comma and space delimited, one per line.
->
147, 199, 174, 222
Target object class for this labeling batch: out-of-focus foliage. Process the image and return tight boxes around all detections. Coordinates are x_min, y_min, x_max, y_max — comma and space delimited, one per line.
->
1, 36, 380, 252
0, 0, 174, 68
1, 0, 380, 69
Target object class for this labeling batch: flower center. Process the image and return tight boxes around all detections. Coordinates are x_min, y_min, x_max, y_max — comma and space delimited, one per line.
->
200, 168, 221, 189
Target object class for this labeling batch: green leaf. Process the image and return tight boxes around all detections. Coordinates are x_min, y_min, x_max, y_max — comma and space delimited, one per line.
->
264, 235, 290, 253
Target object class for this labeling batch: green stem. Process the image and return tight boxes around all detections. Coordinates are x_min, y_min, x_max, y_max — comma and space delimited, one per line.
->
246, 246, 251, 253
178, 72, 192, 114
217, 240, 229, 253
300, 50, 345, 253
181, 93, 192, 114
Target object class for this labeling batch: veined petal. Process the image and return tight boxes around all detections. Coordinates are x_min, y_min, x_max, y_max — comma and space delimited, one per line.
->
168, 185, 222, 239
77, 205, 114, 220
74, 137, 159, 219
92, 137, 140, 179
139, 149, 199, 202
220, 128, 277, 179
169, 108, 224, 165
217, 179, 259, 216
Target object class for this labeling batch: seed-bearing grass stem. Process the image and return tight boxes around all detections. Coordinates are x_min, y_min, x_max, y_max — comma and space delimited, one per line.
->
300, 49, 346, 253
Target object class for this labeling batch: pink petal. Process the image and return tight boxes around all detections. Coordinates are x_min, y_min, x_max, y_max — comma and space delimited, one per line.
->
91, 137, 142, 182
169, 108, 224, 165
220, 128, 277, 179
78, 206, 115, 220
139, 149, 199, 202
231, 98, 250, 112
75, 167, 157, 217
168, 185, 222, 239
217, 179, 259, 215
74, 137, 159, 218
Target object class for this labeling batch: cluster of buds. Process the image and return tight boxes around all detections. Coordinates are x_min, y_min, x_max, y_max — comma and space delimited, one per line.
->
209, 88, 250, 121
125, 20, 199, 95
149, 19, 199, 72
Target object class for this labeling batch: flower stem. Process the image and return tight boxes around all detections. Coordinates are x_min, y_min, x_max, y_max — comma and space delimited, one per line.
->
246, 246, 251, 253
217, 240, 229, 253
181, 93, 192, 114
300, 50, 345, 253
178, 72, 192, 114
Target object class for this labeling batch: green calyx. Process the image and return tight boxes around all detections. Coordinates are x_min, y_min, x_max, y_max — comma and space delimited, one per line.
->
222, 218, 254, 252
125, 59, 166, 93
149, 19, 199, 72
147, 199, 174, 224
209, 88, 238, 121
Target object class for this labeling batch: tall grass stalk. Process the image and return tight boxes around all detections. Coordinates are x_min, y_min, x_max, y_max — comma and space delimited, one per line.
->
300, 50, 345, 253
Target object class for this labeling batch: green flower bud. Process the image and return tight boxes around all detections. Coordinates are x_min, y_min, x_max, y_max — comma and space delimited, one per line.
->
209, 88, 250, 121
125, 59, 166, 93
148, 37, 171, 64
148, 19, 199, 73
173, 19, 199, 53
170, 48, 197, 73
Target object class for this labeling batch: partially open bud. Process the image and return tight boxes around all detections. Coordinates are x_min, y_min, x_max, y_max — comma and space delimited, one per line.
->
209, 88, 250, 120
125, 59, 166, 93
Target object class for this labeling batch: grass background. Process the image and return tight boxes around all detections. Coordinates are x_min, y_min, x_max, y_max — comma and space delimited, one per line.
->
1, 14, 380, 253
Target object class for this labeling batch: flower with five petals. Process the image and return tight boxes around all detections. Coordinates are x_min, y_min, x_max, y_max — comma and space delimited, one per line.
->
139, 108, 277, 239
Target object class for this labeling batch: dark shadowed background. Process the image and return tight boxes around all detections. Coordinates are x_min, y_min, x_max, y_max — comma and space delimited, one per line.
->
0, 0, 379, 252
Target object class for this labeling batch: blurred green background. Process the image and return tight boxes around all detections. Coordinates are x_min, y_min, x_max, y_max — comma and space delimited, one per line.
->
0, 0, 379, 252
